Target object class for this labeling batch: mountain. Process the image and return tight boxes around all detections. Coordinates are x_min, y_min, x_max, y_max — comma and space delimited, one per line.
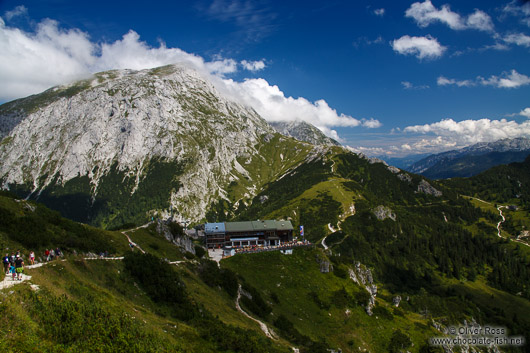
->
0, 65, 315, 228
407, 137, 530, 179
1, 64, 530, 352
269, 120, 340, 146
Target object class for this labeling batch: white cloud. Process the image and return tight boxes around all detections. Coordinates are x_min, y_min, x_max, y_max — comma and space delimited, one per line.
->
406, 0, 465, 29
374, 8, 385, 17
0, 18, 97, 100
405, 0, 494, 32
479, 70, 530, 88
437, 76, 475, 87
503, 32, 530, 47
0, 13, 378, 142
240, 59, 266, 71
401, 81, 430, 89
437, 70, 530, 89
404, 118, 530, 147
519, 107, 530, 118
466, 10, 495, 32
221, 78, 381, 136
4, 5, 27, 21
391, 35, 446, 60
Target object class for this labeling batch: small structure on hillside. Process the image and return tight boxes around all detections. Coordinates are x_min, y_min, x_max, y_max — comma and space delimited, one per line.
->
204, 220, 294, 251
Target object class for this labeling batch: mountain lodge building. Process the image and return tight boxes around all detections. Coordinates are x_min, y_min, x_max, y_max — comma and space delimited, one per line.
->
204, 220, 294, 249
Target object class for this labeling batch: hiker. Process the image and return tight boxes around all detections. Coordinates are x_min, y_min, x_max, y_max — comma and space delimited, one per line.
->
3, 253, 9, 274
14, 256, 24, 280
55, 248, 62, 258
9, 252, 15, 266
45, 249, 50, 262
29, 251, 35, 265
9, 263, 16, 281
50, 249, 55, 261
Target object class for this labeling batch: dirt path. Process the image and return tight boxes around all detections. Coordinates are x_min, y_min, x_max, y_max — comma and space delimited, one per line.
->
122, 222, 153, 254
0, 262, 47, 290
235, 285, 276, 340
497, 205, 506, 238
0, 273, 32, 290
321, 235, 329, 250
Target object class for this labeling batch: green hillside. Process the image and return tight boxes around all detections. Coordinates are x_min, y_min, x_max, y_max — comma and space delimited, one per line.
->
0, 193, 289, 352
2, 150, 530, 352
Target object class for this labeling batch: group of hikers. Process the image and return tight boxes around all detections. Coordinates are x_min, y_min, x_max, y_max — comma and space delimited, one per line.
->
2, 248, 62, 281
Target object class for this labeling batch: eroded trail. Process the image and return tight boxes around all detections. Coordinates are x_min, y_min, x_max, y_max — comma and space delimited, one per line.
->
497, 205, 506, 238
235, 285, 277, 340
122, 222, 153, 254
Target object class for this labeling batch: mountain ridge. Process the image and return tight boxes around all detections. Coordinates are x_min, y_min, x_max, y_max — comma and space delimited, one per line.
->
407, 137, 530, 178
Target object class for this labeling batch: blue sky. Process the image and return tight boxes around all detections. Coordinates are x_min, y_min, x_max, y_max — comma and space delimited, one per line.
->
1, 0, 530, 156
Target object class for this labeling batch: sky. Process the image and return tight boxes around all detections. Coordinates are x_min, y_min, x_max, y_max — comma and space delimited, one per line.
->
0, 0, 530, 157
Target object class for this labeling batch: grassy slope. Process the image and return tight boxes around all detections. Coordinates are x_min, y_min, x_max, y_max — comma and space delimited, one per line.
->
222, 248, 439, 352
0, 193, 291, 352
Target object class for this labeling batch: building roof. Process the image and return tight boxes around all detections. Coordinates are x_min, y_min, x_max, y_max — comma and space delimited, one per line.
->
251, 220, 277, 231
218, 220, 294, 233
204, 222, 225, 234
225, 221, 253, 232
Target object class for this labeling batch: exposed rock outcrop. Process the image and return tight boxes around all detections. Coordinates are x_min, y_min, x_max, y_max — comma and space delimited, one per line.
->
373, 205, 396, 221
349, 262, 377, 315
156, 219, 195, 254
417, 179, 442, 197
316, 254, 333, 273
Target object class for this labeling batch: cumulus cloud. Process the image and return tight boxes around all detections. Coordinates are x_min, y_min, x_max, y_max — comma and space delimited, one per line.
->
503, 32, 530, 47
405, 0, 494, 32
480, 70, 530, 88
240, 59, 266, 71
437, 70, 530, 89
519, 107, 530, 118
0, 18, 97, 100
391, 35, 446, 60
221, 78, 381, 139
404, 118, 530, 147
0, 12, 378, 141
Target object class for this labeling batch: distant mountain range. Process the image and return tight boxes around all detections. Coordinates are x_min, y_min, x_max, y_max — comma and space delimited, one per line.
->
406, 138, 530, 179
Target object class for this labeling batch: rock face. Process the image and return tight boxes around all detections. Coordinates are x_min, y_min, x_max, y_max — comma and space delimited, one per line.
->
417, 180, 442, 197
397, 173, 412, 183
316, 254, 333, 273
156, 220, 195, 254
0, 64, 314, 226
349, 262, 377, 315
392, 295, 401, 307
269, 120, 340, 146
372, 205, 396, 221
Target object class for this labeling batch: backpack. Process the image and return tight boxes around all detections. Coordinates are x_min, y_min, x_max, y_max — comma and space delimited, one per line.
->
3, 256, 9, 264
